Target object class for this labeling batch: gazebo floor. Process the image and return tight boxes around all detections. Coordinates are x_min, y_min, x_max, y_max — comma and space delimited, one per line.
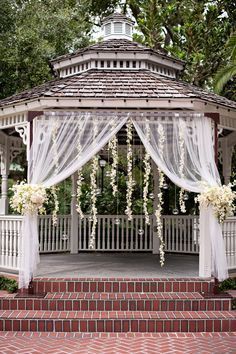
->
35, 253, 199, 278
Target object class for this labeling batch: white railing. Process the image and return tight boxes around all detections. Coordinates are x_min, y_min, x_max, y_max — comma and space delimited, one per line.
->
39, 215, 71, 253
78, 215, 153, 251
0, 214, 236, 271
0, 215, 22, 271
162, 215, 199, 254
222, 217, 236, 270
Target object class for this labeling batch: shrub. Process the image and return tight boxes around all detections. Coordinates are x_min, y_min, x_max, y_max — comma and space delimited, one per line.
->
0, 276, 18, 293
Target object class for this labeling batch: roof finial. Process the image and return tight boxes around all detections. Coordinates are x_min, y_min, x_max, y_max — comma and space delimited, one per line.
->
101, 12, 134, 41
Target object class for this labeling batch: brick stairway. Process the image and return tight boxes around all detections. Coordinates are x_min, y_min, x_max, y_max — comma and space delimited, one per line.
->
0, 278, 235, 333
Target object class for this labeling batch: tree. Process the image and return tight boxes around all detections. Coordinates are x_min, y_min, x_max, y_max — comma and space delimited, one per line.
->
0, 0, 92, 99
214, 33, 236, 99
86, 0, 236, 88
128, 0, 236, 87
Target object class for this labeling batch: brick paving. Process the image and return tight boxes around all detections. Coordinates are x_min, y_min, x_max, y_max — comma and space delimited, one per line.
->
0, 332, 235, 353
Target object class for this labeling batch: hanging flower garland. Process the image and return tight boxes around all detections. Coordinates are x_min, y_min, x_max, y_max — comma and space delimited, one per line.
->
143, 121, 151, 225
108, 133, 118, 196
155, 123, 165, 266
89, 155, 99, 249
76, 130, 84, 219
89, 121, 99, 249
125, 119, 135, 221
76, 169, 84, 219
51, 122, 60, 225
51, 186, 59, 225
10, 182, 48, 215
179, 122, 186, 213
196, 184, 235, 224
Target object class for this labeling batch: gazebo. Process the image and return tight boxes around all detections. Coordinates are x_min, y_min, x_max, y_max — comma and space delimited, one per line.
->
0, 13, 236, 289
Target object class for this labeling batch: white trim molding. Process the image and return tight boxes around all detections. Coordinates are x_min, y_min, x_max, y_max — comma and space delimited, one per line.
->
0, 113, 27, 129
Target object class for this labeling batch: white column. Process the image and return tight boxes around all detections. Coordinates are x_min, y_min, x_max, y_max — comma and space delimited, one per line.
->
221, 137, 232, 185
199, 208, 212, 278
0, 138, 10, 215
0, 175, 9, 214
152, 162, 160, 254
199, 212, 212, 278
70, 172, 79, 254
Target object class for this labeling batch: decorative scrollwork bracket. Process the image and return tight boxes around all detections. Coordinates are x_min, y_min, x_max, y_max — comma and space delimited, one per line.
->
15, 124, 28, 146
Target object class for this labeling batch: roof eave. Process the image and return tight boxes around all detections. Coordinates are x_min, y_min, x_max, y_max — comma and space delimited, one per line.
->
0, 96, 236, 119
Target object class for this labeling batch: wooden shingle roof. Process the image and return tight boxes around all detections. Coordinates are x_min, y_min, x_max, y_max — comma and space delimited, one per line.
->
0, 69, 236, 109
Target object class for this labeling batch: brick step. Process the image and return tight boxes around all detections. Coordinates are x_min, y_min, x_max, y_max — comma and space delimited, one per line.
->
33, 277, 214, 293
0, 310, 235, 332
0, 292, 231, 311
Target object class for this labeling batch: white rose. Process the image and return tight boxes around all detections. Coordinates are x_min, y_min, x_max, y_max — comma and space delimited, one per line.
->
30, 194, 44, 204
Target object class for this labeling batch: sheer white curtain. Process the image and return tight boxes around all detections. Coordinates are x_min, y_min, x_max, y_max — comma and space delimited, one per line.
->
132, 112, 228, 281
19, 111, 128, 288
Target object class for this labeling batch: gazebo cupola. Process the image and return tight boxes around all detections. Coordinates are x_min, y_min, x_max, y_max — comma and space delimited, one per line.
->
101, 12, 134, 40
51, 13, 184, 80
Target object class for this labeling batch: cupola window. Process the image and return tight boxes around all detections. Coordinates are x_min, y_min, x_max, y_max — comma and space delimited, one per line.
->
105, 23, 111, 35
125, 24, 131, 36
114, 22, 123, 34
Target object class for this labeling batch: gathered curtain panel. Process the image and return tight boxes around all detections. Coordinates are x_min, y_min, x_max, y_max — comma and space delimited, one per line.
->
132, 113, 228, 281
19, 111, 129, 288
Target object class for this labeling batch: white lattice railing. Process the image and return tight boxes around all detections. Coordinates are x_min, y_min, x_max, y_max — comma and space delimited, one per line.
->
78, 215, 153, 251
39, 215, 71, 253
162, 215, 199, 254
0, 214, 236, 271
222, 217, 236, 270
0, 215, 22, 271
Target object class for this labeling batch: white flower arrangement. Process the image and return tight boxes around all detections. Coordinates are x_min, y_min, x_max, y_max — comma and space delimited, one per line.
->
89, 155, 99, 249
178, 123, 187, 213
108, 134, 118, 196
143, 122, 151, 225
125, 119, 135, 221
10, 182, 48, 215
155, 123, 165, 266
196, 184, 236, 224
76, 169, 84, 219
